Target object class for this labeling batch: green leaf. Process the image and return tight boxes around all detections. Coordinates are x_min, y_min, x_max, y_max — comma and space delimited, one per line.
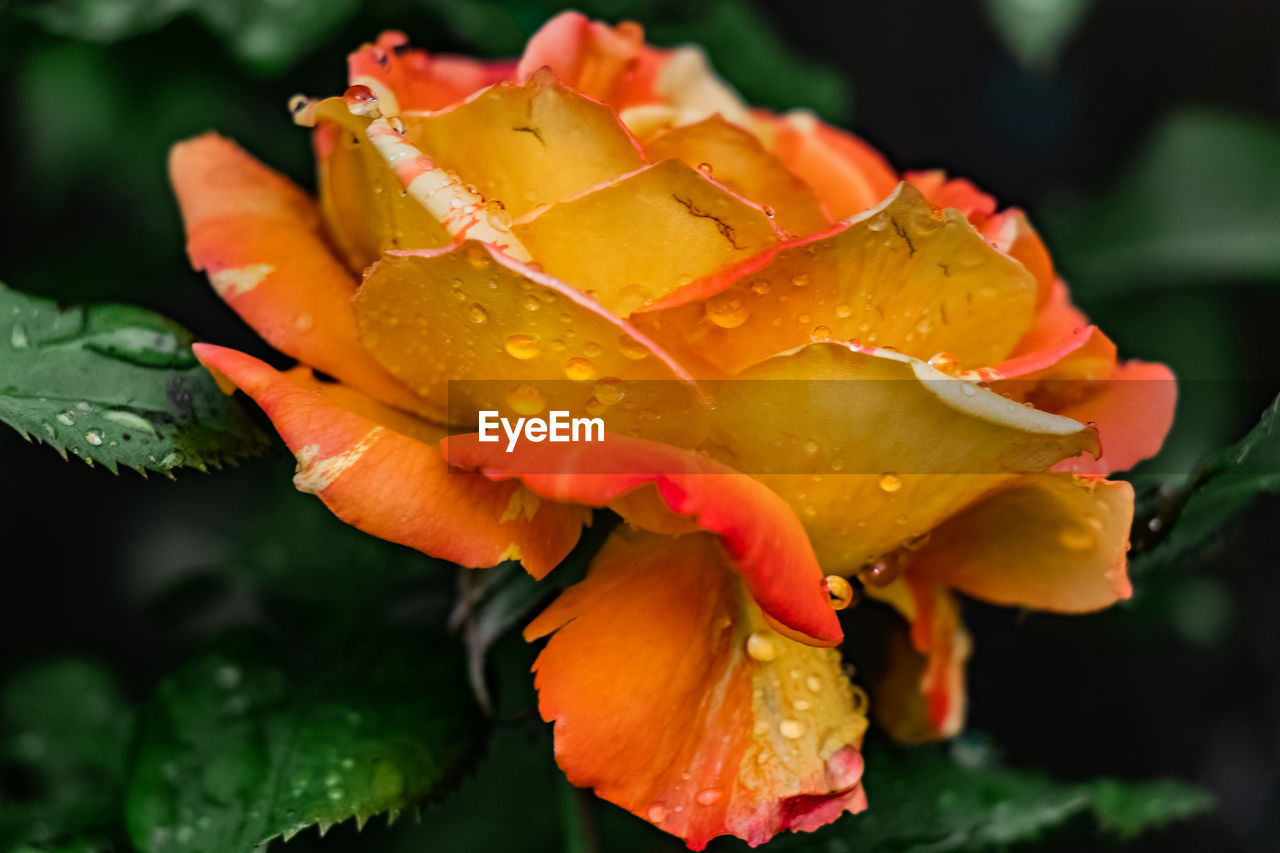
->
765, 736, 1210, 852
0, 285, 268, 476
124, 634, 487, 851
1046, 109, 1280, 295
14, 0, 362, 73
0, 661, 135, 850
1133, 391, 1280, 572
981, 0, 1094, 73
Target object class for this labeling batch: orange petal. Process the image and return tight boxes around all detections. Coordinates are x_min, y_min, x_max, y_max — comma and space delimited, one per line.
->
701, 342, 1100, 573
993, 325, 1176, 476
353, 241, 708, 447
1011, 278, 1090, 356
867, 578, 971, 744
510, 159, 780, 316
525, 528, 868, 849
516, 11, 647, 104
642, 116, 830, 237
769, 112, 898, 220
632, 183, 1039, 375
312, 99, 453, 272
984, 209, 1056, 308
404, 70, 646, 220
1051, 360, 1177, 476
908, 473, 1134, 612
169, 132, 432, 417
348, 31, 514, 115
905, 170, 996, 227
443, 431, 841, 645
194, 345, 587, 578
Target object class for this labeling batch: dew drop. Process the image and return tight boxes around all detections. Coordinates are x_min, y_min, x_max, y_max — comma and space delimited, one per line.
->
750, 279, 772, 295
85, 430, 103, 446
805, 675, 823, 693
779, 719, 805, 739
506, 384, 546, 416
745, 630, 777, 662
696, 788, 723, 806
594, 379, 624, 406
706, 292, 749, 328
878, 472, 902, 492
696, 162, 714, 176
564, 357, 595, 381
904, 531, 932, 550
834, 303, 853, 319
343, 84, 380, 117
466, 304, 488, 324
927, 352, 960, 376
10, 323, 28, 349
792, 699, 811, 711
484, 200, 512, 231
822, 575, 857, 610
522, 294, 541, 311
791, 273, 810, 288
811, 324, 833, 340
803, 439, 819, 454
57, 411, 75, 426
504, 334, 542, 360
762, 205, 776, 218
647, 804, 667, 823
861, 555, 901, 587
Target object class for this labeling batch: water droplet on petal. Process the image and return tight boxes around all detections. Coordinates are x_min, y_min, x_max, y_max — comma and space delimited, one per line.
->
822, 575, 857, 610
85, 430, 103, 446
805, 675, 822, 693
619, 335, 649, 360
835, 303, 853, 319
504, 334, 542, 360
779, 719, 805, 739
564, 357, 595, 381
506, 384, 546, 416
791, 273, 810, 288
594, 379, 624, 406
696, 788, 722, 806
1058, 520, 1096, 550
878, 472, 902, 492
861, 555, 901, 587
696, 162, 714, 176
343, 84, 380, 117
811, 325, 833, 340
928, 352, 960, 376
745, 630, 777, 662
57, 411, 75, 426
647, 804, 667, 823
706, 292, 749, 328
466, 304, 488, 324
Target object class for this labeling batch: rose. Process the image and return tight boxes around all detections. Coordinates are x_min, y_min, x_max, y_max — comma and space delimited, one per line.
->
170, 12, 1175, 848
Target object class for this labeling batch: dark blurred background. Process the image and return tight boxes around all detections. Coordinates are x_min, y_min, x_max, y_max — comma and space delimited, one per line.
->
3, 0, 1280, 851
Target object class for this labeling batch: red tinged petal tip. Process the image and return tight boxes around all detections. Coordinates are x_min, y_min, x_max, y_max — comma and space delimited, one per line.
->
443, 432, 843, 646
194, 344, 587, 577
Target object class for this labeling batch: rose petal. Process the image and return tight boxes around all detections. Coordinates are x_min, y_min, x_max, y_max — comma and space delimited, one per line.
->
443, 431, 842, 645
867, 578, 971, 744
525, 528, 868, 849
194, 345, 587, 577
403, 70, 646, 219
701, 342, 1100, 573
769, 112, 898, 220
353, 241, 708, 447
908, 473, 1134, 611
643, 115, 830, 237
348, 30, 514, 115
168, 133, 432, 417
510, 159, 780, 315
632, 183, 1039, 374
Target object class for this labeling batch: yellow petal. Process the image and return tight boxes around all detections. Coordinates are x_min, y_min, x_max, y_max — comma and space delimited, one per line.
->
313, 98, 451, 271
511, 159, 780, 316
701, 342, 1099, 572
908, 473, 1134, 612
633, 183, 1038, 375
642, 116, 830, 237
353, 241, 708, 446
404, 70, 646, 219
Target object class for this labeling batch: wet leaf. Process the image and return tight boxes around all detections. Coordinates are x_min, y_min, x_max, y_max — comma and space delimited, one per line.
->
124, 635, 486, 851
1133, 391, 1280, 572
0, 285, 268, 476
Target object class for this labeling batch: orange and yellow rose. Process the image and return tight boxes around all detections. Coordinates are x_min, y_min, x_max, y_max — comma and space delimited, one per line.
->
170, 12, 1175, 849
